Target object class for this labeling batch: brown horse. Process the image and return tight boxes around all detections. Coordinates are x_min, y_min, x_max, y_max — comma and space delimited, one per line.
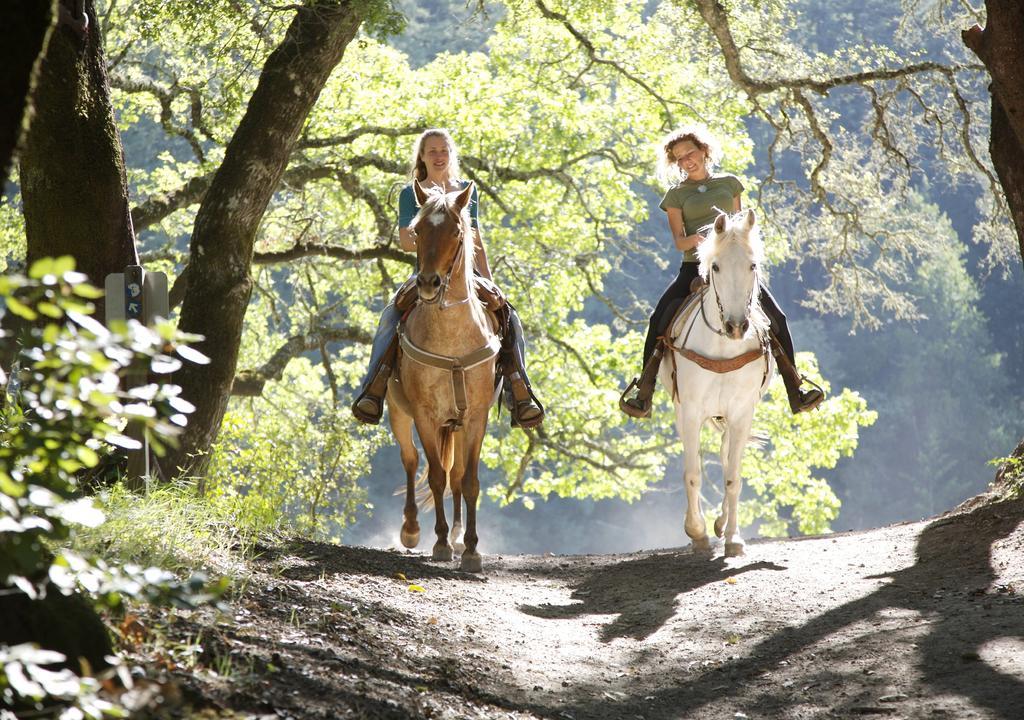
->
386, 180, 500, 573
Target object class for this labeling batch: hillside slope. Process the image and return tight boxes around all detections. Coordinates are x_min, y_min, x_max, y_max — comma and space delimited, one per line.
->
126, 496, 1024, 719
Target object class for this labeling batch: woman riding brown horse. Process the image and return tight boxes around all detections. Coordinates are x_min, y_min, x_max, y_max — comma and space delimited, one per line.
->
351, 129, 543, 429
386, 180, 499, 572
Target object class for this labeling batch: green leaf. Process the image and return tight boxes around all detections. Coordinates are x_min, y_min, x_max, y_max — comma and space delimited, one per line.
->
27, 257, 55, 280
36, 301, 64, 319
6, 296, 38, 320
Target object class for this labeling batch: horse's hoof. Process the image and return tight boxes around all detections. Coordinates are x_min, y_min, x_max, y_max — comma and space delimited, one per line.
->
725, 541, 745, 557
400, 526, 420, 549
691, 537, 713, 555
432, 543, 453, 562
453, 540, 466, 555
460, 552, 482, 573
714, 515, 725, 538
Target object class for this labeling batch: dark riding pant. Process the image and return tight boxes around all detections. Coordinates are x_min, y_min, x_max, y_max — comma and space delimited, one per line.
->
641, 261, 796, 371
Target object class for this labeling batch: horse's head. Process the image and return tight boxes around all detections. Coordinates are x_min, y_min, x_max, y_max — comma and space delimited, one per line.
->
410, 180, 475, 304
699, 209, 766, 340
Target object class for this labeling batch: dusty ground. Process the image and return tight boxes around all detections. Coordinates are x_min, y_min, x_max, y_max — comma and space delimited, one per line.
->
126, 494, 1024, 719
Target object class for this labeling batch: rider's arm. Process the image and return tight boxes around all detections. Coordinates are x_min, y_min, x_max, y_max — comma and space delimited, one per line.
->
397, 186, 418, 252
399, 227, 417, 252
668, 208, 701, 252
473, 228, 493, 280
468, 184, 492, 280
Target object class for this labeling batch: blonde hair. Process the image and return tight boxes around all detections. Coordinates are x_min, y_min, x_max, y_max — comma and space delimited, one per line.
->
408, 128, 463, 183
656, 124, 722, 186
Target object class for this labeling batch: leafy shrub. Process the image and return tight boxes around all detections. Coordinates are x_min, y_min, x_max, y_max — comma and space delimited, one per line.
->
0, 258, 224, 714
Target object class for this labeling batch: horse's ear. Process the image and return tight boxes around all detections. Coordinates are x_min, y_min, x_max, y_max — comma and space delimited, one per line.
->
413, 179, 429, 207
714, 213, 728, 234
453, 181, 474, 211
744, 208, 756, 229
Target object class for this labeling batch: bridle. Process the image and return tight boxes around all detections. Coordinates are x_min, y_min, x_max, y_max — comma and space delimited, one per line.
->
701, 261, 761, 339
413, 209, 472, 311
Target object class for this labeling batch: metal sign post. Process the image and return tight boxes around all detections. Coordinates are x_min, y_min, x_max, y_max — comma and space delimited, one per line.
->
104, 265, 169, 490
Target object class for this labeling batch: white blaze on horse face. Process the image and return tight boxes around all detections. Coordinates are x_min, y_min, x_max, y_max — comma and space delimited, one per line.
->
427, 211, 445, 226
716, 237, 758, 338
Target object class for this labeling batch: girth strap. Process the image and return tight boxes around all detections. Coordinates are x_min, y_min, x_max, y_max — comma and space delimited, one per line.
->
399, 330, 501, 426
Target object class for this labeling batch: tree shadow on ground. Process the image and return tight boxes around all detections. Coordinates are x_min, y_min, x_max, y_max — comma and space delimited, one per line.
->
560, 498, 1024, 719
519, 549, 786, 641
268, 539, 486, 583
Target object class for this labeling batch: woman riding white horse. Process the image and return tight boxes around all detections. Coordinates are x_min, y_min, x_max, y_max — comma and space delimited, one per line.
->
663, 209, 772, 556
620, 124, 823, 418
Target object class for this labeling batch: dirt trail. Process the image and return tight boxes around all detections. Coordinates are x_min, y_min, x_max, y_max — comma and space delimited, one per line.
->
143, 496, 1024, 719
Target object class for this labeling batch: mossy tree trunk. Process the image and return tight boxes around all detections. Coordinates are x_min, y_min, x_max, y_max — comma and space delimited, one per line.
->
164, 1, 365, 479
963, 1, 1024, 264
19, 0, 138, 317
0, 0, 54, 185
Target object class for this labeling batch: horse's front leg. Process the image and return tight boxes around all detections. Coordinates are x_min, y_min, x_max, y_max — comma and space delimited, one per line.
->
720, 413, 754, 557
459, 423, 487, 573
389, 401, 420, 548
678, 408, 710, 553
419, 433, 452, 561
449, 432, 466, 555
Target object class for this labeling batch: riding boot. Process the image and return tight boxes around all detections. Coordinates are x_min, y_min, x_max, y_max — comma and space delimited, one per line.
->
770, 334, 824, 414
352, 304, 401, 424
619, 344, 664, 418
501, 306, 544, 429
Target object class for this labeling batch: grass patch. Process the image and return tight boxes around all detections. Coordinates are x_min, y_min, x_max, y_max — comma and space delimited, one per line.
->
72, 479, 282, 574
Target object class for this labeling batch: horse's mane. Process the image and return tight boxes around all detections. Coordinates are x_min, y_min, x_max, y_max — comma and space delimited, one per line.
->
413, 184, 477, 276
696, 211, 765, 275
697, 211, 769, 336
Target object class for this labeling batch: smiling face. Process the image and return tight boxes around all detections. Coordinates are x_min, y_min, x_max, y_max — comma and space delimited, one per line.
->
671, 139, 709, 181
420, 135, 451, 180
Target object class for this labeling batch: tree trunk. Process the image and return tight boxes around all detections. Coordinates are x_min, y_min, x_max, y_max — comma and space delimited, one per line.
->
963, 1, 1024, 261
165, 1, 364, 479
19, 0, 138, 310
0, 0, 54, 185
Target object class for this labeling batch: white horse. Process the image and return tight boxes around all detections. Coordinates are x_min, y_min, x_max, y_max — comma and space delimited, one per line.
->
660, 209, 775, 557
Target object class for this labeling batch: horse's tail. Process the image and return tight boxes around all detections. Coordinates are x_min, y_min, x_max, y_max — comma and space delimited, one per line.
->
440, 425, 456, 477
413, 426, 456, 511
709, 417, 769, 450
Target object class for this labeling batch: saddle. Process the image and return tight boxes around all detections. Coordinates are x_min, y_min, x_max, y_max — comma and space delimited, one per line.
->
394, 275, 507, 314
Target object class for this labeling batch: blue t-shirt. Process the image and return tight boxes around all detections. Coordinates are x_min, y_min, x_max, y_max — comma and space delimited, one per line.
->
398, 180, 479, 229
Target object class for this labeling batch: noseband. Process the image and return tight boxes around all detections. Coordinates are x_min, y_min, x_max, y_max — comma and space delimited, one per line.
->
702, 264, 759, 338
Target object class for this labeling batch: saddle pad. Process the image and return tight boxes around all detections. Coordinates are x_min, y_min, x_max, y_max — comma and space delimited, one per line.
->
665, 290, 704, 344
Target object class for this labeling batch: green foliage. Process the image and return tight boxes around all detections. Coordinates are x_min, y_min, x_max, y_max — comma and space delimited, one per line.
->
0, 258, 197, 594
0, 259, 226, 715
989, 454, 1024, 500
740, 354, 876, 536
80, 0, 884, 537
207, 360, 382, 540
0, 644, 121, 719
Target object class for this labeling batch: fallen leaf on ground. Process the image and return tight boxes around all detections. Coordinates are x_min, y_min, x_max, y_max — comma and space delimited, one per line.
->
725, 577, 738, 585
408, 584, 426, 593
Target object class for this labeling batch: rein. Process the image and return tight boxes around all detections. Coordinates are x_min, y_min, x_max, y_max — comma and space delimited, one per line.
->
399, 329, 501, 429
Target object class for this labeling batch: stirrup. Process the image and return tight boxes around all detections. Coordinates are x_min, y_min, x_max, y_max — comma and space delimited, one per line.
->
511, 399, 544, 429
793, 375, 825, 414
352, 394, 384, 424
618, 378, 652, 418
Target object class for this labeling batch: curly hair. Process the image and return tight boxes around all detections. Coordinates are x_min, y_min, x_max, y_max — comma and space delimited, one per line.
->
408, 128, 463, 183
656, 124, 722, 186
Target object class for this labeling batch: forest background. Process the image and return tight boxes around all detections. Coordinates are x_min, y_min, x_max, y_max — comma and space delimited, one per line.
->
2, 0, 1021, 558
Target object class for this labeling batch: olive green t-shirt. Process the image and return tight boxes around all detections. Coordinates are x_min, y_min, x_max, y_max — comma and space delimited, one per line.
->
659, 174, 744, 262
